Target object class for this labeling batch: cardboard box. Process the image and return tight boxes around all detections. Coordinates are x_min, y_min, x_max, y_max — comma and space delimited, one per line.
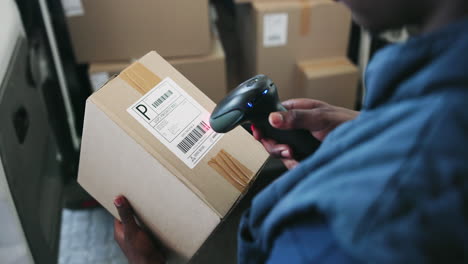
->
63, 0, 212, 62
297, 57, 359, 109
89, 39, 227, 103
78, 51, 269, 263
237, 0, 351, 100
167, 39, 227, 104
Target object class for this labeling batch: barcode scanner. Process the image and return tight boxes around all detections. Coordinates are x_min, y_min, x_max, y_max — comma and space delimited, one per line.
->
209, 74, 321, 161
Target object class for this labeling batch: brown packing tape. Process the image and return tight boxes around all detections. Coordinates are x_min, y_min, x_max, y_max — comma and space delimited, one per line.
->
208, 150, 254, 192
300, 0, 312, 36
120, 62, 162, 95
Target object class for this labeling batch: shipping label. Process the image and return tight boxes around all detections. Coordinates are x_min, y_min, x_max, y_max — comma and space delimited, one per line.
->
61, 0, 85, 17
263, 13, 288, 47
127, 77, 222, 169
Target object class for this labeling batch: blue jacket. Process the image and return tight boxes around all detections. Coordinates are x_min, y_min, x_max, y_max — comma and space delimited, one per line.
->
238, 18, 468, 264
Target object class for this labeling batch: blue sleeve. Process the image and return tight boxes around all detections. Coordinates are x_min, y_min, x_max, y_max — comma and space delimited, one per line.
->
267, 218, 358, 264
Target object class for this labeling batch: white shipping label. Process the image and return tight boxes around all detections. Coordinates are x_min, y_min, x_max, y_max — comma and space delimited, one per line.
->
263, 13, 288, 47
127, 77, 223, 169
61, 0, 85, 17
89, 72, 110, 92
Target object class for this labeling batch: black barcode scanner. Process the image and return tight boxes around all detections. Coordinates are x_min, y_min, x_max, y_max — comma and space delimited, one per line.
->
210, 74, 321, 161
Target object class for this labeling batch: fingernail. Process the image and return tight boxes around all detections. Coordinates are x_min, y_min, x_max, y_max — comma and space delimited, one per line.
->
270, 113, 283, 126
281, 149, 290, 158
114, 196, 124, 207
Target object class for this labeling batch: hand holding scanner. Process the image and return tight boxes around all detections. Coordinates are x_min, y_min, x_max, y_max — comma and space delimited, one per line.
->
209, 75, 321, 161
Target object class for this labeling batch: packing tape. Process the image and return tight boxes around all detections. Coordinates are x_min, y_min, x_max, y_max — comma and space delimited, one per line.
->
300, 0, 312, 36
208, 150, 254, 192
120, 62, 162, 95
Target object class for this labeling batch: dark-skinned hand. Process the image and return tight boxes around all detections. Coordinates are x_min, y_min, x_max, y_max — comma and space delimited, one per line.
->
114, 196, 166, 264
252, 98, 359, 169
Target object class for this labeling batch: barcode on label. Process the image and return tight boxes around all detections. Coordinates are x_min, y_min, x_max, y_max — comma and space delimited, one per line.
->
268, 36, 281, 41
177, 121, 210, 154
152, 90, 173, 108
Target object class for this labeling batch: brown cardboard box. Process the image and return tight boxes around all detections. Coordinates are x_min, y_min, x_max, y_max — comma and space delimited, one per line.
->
168, 39, 227, 104
237, 0, 351, 100
89, 39, 227, 103
297, 57, 359, 109
64, 0, 212, 62
78, 51, 268, 263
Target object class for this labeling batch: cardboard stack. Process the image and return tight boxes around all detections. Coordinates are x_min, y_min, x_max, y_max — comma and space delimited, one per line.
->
236, 0, 360, 109
62, 0, 228, 102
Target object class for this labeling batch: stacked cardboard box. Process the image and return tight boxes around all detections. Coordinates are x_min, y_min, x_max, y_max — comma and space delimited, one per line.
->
63, 0, 212, 61
236, 0, 359, 109
88, 39, 227, 103
62, 0, 228, 102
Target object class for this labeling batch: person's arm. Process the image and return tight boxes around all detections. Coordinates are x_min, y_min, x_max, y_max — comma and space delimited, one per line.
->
252, 98, 359, 169
266, 218, 358, 264
113, 196, 165, 264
